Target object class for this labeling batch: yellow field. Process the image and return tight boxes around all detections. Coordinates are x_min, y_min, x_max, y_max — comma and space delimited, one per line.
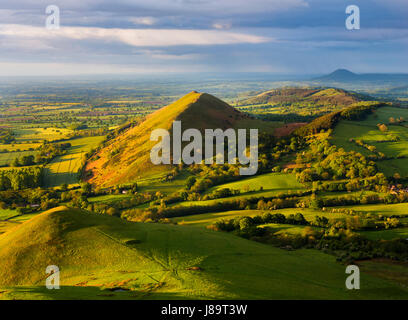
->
43, 136, 105, 187
14, 127, 72, 142
0, 143, 41, 151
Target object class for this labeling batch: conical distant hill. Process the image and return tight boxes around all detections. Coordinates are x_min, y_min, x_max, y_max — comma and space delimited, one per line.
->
315, 69, 358, 81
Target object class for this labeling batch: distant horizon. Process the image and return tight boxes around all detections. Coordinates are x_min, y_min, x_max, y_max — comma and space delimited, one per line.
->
2, 68, 408, 82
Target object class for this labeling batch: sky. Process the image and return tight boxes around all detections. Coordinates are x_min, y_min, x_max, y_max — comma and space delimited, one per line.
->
0, 0, 407, 76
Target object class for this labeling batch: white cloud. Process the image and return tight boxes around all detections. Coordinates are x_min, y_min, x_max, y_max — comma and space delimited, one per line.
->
0, 24, 270, 47
212, 22, 232, 30
129, 17, 158, 26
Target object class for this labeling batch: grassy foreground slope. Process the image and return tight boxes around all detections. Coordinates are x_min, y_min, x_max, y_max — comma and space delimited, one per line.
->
0, 206, 407, 300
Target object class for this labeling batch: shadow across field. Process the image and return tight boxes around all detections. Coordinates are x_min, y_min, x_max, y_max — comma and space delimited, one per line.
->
66, 144, 86, 153
42, 167, 78, 188
0, 285, 195, 300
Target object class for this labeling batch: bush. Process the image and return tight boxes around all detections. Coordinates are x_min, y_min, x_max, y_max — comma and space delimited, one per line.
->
106, 207, 120, 217
185, 176, 196, 190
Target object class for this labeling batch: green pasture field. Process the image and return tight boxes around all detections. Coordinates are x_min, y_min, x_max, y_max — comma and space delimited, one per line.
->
0, 150, 39, 167
138, 170, 194, 195
173, 210, 264, 226
0, 209, 25, 236
359, 227, 408, 241
13, 127, 73, 142
8, 213, 40, 222
331, 121, 408, 158
373, 127, 408, 158
368, 107, 408, 125
0, 142, 41, 152
0, 209, 40, 236
259, 223, 322, 235
210, 172, 304, 193
237, 104, 282, 114
0, 206, 407, 300
331, 106, 408, 176
172, 207, 349, 227
43, 136, 105, 188
88, 194, 134, 204
330, 122, 376, 157
0, 209, 20, 221
337, 202, 408, 217
319, 190, 383, 201
376, 158, 408, 177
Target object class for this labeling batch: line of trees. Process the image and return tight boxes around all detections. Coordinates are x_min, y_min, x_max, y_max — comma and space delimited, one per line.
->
0, 167, 43, 191
0, 129, 15, 144
211, 212, 308, 233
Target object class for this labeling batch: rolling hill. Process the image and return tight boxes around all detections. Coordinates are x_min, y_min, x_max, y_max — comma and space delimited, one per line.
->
238, 87, 367, 108
0, 206, 407, 300
85, 91, 276, 187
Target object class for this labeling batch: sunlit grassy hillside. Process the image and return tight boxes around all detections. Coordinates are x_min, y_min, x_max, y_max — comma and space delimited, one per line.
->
1, 206, 407, 300
85, 91, 275, 187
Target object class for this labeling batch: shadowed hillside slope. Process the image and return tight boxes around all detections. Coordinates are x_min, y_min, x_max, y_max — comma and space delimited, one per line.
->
85, 91, 273, 187
0, 206, 407, 300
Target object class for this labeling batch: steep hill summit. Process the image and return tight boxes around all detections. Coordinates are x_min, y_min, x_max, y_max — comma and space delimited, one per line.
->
84, 91, 268, 187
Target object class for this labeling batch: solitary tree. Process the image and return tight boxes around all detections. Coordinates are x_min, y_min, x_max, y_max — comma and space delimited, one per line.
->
185, 176, 196, 190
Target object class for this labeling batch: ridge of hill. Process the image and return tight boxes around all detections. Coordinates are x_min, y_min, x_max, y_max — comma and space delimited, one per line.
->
0, 206, 406, 299
238, 87, 367, 108
84, 91, 274, 187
